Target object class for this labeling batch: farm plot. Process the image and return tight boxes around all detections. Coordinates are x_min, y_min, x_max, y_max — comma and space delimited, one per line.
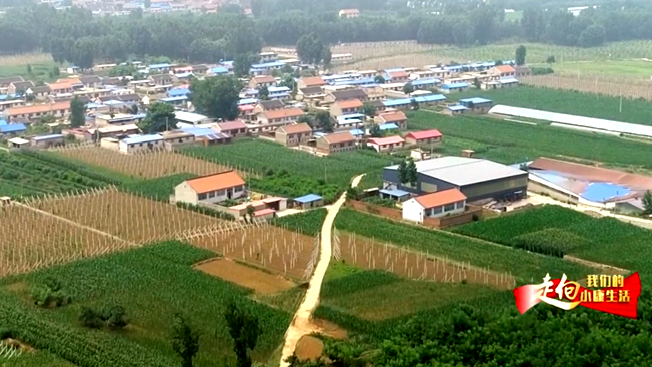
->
195, 258, 296, 294
333, 229, 515, 289
452, 205, 652, 274
26, 187, 224, 243
408, 111, 652, 169
53, 145, 252, 179
186, 223, 318, 281
0, 202, 131, 278
522, 74, 652, 101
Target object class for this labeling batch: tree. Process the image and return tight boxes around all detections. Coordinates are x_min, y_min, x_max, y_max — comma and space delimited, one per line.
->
397, 159, 408, 185
374, 75, 385, 84
362, 103, 376, 118
403, 82, 414, 96
234, 53, 256, 77
410, 98, 419, 110
171, 314, 200, 367
546, 55, 556, 64
370, 124, 382, 137
70, 96, 86, 128
279, 74, 296, 90
26, 64, 32, 74
315, 111, 332, 132
72, 37, 96, 70
52, 65, 60, 76
643, 191, 652, 215
190, 76, 241, 120
473, 77, 481, 89
515, 45, 527, 66
246, 205, 255, 223
258, 86, 269, 100
139, 102, 176, 133
296, 33, 329, 65
297, 114, 312, 127
225, 301, 260, 367
321, 47, 332, 66
406, 158, 418, 187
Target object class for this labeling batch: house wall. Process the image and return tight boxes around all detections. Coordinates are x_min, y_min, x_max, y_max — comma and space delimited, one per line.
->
197, 185, 246, 204
460, 175, 528, 202
424, 200, 465, 219
163, 135, 195, 147
219, 127, 248, 137
100, 138, 120, 151
31, 137, 64, 148
119, 138, 164, 154
276, 131, 310, 147
174, 182, 199, 205
369, 142, 404, 152
527, 180, 578, 205
329, 104, 344, 117
402, 199, 424, 223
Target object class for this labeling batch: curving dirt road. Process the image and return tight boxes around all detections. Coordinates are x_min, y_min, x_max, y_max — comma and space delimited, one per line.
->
279, 174, 365, 367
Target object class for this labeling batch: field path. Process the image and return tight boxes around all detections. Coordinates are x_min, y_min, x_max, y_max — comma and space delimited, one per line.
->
13, 201, 131, 244
279, 174, 364, 367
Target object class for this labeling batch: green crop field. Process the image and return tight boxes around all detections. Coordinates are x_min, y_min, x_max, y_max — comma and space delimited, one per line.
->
184, 139, 397, 190
319, 263, 498, 321
452, 206, 652, 275
452, 86, 652, 125
333, 209, 593, 281
408, 110, 652, 171
0, 242, 292, 367
535, 59, 652, 78
4, 351, 76, 367
273, 208, 327, 236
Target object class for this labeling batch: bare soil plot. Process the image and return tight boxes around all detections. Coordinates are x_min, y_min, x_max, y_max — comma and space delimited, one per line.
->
0, 203, 132, 278
294, 336, 323, 362
335, 232, 516, 290
189, 224, 318, 281
54, 145, 252, 179
26, 187, 224, 243
194, 258, 295, 294
522, 74, 652, 101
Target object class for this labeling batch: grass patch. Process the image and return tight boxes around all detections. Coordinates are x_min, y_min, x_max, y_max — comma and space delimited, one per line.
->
452, 85, 652, 125
452, 205, 652, 274
3, 350, 76, 367
534, 59, 652, 78
122, 173, 195, 201
0, 241, 291, 367
334, 208, 593, 281
408, 110, 652, 168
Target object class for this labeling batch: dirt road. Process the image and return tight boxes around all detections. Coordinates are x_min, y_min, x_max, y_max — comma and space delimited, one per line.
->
279, 174, 364, 367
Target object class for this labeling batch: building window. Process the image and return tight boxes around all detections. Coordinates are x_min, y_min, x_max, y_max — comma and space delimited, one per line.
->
234, 186, 243, 193
444, 204, 455, 212
432, 206, 442, 214
198, 193, 207, 200
208, 191, 215, 198
456, 201, 464, 209
178, 138, 183, 143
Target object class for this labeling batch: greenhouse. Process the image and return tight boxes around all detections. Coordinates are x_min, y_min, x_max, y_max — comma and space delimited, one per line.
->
489, 104, 652, 138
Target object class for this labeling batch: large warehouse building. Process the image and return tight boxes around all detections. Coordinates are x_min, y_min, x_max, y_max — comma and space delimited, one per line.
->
383, 157, 528, 203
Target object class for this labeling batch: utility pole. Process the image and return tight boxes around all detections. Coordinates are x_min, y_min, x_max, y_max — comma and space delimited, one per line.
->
619, 93, 623, 113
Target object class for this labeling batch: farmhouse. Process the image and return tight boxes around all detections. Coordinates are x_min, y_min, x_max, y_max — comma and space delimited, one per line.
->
175, 111, 211, 127
316, 131, 356, 154
367, 135, 405, 153
330, 99, 363, 117
174, 171, 246, 205
324, 88, 367, 104
254, 99, 285, 113
8, 80, 35, 95
148, 74, 173, 86
383, 157, 527, 202
298, 76, 326, 89
402, 189, 467, 223
297, 86, 325, 101
338, 8, 359, 18
161, 131, 196, 147
444, 104, 467, 115
30, 134, 65, 148
490, 65, 516, 79
459, 97, 493, 114
0, 76, 24, 88
179, 127, 232, 146
335, 114, 364, 129
375, 110, 407, 129
250, 61, 286, 75
267, 86, 291, 100
26, 85, 52, 99
229, 197, 287, 219
249, 75, 277, 89
79, 75, 103, 88
0, 123, 27, 136
7, 137, 29, 149
257, 107, 304, 125
5, 101, 71, 120
275, 123, 312, 147
331, 53, 354, 64
383, 69, 410, 83
259, 52, 278, 63
94, 123, 140, 140
119, 134, 164, 154
191, 64, 209, 74
215, 120, 248, 137
405, 129, 442, 146
440, 82, 469, 93
514, 65, 532, 77
294, 194, 324, 209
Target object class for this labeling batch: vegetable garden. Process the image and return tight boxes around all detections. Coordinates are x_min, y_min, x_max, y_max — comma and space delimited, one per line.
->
408, 111, 652, 169
452, 205, 652, 274
0, 241, 292, 367
183, 139, 396, 190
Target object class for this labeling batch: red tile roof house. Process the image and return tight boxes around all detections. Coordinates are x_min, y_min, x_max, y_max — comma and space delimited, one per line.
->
402, 188, 467, 223
490, 65, 516, 79
405, 129, 443, 146
375, 110, 407, 129
367, 135, 405, 153
249, 75, 277, 89
174, 171, 246, 205
214, 119, 248, 137
329, 99, 363, 117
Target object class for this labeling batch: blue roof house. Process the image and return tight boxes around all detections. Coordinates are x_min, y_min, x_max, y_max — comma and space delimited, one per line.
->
445, 104, 467, 115
119, 134, 163, 154
294, 194, 324, 209
167, 88, 191, 98
440, 82, 469, 94
0, 123, 27, 135
459, 97, 493, 113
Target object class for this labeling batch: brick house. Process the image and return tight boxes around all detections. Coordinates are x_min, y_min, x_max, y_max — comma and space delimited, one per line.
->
174, 171, 246, 205
316, 131, 356, 154
6, 101, 71, 120
275, 122, 312, 147
249, 75, 277, 89
148, 74, 173, 86
8, 81, 35, 95
323, 88, 367, 104
257, 107, 304, 125
405, 129, 443, 146
298, 76, 326, 89
214, 119, 248, 137
329, 99, 363, 117
375, 110, 407, 129
367, 135, 405, 153
490, 65, 516, 79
